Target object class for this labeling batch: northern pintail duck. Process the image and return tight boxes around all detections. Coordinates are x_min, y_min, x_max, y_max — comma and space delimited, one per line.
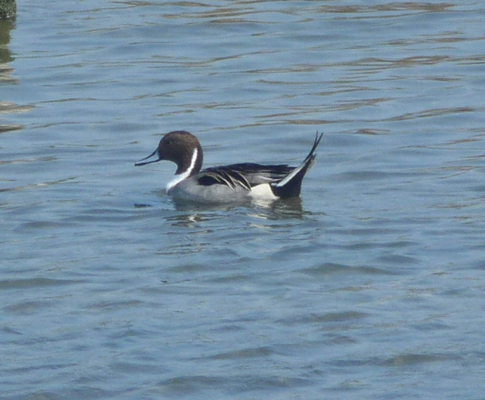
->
135, 131, 323, 203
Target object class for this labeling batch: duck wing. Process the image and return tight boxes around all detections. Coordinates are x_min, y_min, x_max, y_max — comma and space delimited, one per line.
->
195, 132, 323, 197
197, 163, 294, 191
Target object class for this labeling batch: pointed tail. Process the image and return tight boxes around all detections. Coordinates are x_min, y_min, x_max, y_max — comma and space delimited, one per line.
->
271, 132, 323, 199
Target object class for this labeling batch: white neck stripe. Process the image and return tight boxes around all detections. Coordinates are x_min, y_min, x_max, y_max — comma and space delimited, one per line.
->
166, 148, 198, 192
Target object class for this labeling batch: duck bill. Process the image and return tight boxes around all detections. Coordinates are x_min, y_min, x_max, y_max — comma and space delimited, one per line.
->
134, 149, 161, 166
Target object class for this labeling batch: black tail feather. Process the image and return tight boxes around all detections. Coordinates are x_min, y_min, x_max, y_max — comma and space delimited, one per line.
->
271, 132, 323, 198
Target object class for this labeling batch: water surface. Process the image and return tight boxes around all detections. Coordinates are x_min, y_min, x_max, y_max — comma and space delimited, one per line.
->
2, 1, 485, 399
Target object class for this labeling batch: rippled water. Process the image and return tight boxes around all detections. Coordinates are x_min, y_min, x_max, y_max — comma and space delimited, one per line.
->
2, 1, 485, 399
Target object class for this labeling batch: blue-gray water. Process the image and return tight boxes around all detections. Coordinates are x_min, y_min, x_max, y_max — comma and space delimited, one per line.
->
2, 1, 485, 399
